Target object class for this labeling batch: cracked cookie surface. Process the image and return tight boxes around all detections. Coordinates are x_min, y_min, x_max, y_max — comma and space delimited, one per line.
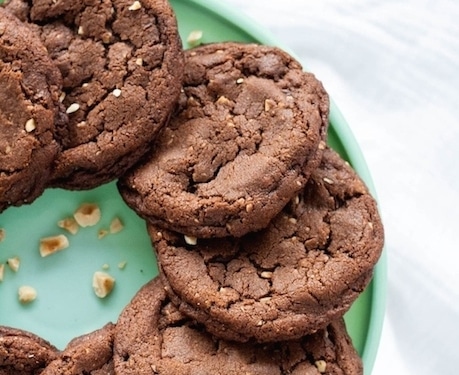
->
41, 323, 115, 375
114, 277, 363, 375
150, 148, 384, 342
5, 0, 184, 189
118, 42, 329, 238
0, 326, 58, 374
0, 8, 63, 212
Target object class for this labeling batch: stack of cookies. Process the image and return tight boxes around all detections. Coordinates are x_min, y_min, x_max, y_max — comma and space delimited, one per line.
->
0, 0, 384, 373
114, 43, 384, 374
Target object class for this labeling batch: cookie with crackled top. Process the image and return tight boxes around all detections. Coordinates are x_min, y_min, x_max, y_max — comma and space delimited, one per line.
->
118, 42, 329, 238
114, 277, 363, 375
0, 7, 63, 213
4, 0, 184, 190
0, 326, 58, 374
41, 323, 115, 375
150, 147, 384, 343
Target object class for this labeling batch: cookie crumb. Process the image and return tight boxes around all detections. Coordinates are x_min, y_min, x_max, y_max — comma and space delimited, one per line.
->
25, 118, 36, 132
57, 217, 79, 235
18, 286, 37, 304
128, 1, 142, 10
74, 203, 101, 227
184, 235, 197, 246
187, 30, 203, 47
118, 261, 127, 270
102, 263, 110, 270
315, 360, 327, 373
7, 256, 20, 272
66, 103, 80, 114
0, 263, 4, 281
92, 271, 115, 298
39, 235, 69, 257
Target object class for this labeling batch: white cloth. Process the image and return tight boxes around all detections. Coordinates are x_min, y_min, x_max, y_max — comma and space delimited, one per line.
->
224, 1, 459, 374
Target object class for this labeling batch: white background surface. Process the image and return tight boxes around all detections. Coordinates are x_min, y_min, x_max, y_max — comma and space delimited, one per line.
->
224, 1, 459, 374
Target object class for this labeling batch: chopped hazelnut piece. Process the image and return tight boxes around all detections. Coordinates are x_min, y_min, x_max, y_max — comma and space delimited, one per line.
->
57, 217, 79, 235
118, 261, 127, 270
236, 78, 244, 84
264, 99, 276, 112
112, 88, 122, 97
77, 26, 84, 35
66, 103, 80, 114
98, 229, 109, 239
73, 203, 101, 227
102, 263, 110, 270
0, 228, 5, 242
18, 286, 37, 304
318, 140, 326, 150
25, 118, 36, 132
323, 177, 334, 184
187, 30, 203, 47
7, 256, 20, 272
92, 271, 115, 298
315, 360, 327, 373
109, 217, 124, 234
260, 271, 273, 279
184, 235, 197, 245
59, 92, 66, 103
39, 235, 69, 257
0, 264, 4, 282
128, 0, 142, 10
135, 57, 143, 66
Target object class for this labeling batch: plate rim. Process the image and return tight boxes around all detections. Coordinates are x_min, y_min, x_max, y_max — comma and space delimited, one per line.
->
175, 0, 388, 373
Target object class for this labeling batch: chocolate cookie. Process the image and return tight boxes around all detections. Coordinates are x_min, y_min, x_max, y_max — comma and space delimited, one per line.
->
41, 323, 115, 375
150, 147, 384, 342
0, 326, 58, 374
118, 42, 329, 238
114, 277, 363, 375
0, 8, 63, 212
5, 0, 184, 190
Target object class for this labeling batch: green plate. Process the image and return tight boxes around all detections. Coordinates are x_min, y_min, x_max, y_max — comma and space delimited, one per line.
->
0, 1, 387, 374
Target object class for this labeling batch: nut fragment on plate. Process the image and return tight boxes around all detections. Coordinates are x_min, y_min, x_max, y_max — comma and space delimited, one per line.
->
57, 217, 79, 235
0, 263, 4, 281
73, 203, 101, 227
92, 271, 115, 298
7, 256, 20, 272
0, 228, 5, 242
109, 217, 124, 234
39, 234, 69, 257
18, 285, 37, 303
187, 30, 203, 47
